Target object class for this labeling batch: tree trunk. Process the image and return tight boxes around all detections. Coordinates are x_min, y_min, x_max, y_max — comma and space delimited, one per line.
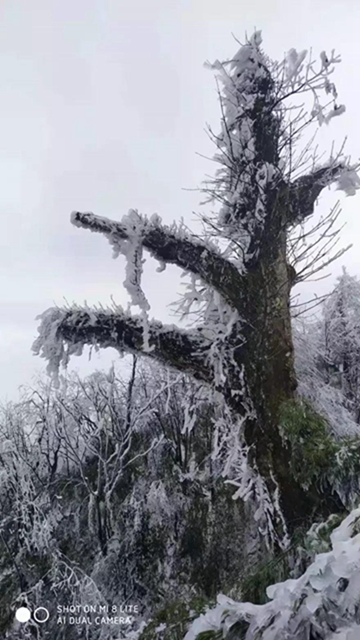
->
222, 219, 343, 537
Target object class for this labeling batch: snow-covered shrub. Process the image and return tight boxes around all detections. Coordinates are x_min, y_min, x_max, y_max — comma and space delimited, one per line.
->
183, 507, 360, 640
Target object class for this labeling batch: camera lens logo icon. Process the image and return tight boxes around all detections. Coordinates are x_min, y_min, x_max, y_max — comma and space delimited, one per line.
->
34, 607, 50, 623
15, 607, 50, 624
15, 608, 31, 623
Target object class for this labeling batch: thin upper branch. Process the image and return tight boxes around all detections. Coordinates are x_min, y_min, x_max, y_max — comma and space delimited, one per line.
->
71, 211, 246, 312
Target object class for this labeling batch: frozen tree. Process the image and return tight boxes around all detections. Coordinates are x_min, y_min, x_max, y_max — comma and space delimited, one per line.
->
33, 32, 360, 547
293, 315, 360, 439
0, 362, 252, 638
0, 364, 186, 638
323, 268, 360, 421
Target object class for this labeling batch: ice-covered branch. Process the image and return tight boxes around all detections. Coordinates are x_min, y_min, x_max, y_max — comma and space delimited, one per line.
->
71, 210, 246, 312
285, 163, 360, 226
32, 306, 213, 387
185, 507, 360, 640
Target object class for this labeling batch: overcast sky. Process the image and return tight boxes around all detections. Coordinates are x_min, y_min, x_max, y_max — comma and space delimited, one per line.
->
1, 0, 360, 403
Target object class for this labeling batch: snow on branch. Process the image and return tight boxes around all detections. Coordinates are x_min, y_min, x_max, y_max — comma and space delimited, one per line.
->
70, 210, 246, 312
273, 45, 345, 135
203, 31, 359, 267
185, 507, 360, 640
272, 45, 359, 186
285, 162, 360, 226
203, 31, 283, 262
32, 306, 213, 388
111, 209, 150, 311
336, 167, 360, 197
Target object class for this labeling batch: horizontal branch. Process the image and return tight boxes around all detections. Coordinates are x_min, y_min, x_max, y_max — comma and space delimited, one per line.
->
284, 164, 345, 225
70, 211, 245, 312
32, 306, 213, 384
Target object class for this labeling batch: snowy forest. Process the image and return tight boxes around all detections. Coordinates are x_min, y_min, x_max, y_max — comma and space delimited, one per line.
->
3, 31, 360, 639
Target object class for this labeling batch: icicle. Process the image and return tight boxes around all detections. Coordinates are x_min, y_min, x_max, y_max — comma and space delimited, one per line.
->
141, 309, 154, 354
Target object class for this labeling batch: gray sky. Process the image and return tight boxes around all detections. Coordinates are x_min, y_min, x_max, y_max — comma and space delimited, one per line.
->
1, 0, 360, 403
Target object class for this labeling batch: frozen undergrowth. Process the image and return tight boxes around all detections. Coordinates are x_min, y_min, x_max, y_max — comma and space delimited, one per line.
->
183, 507, 360, 640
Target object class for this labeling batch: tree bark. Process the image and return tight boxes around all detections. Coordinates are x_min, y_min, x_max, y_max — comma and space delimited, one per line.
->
219, 197, 343, 535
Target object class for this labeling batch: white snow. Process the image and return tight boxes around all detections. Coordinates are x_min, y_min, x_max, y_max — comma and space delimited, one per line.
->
325, 104, 346, 124
184, 507, 360, 640
203, 30, 280, 264
336, 168, 360, 196
285, 48, 308, 83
